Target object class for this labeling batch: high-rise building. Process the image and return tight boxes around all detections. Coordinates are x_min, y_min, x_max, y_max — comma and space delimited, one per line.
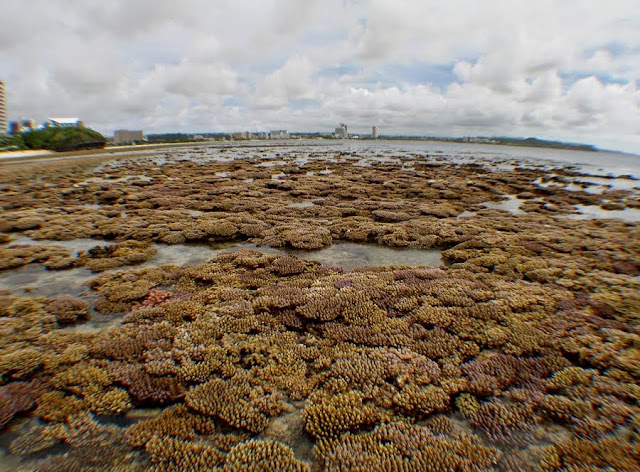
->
9, 121, 21, 135
9, 119, 35, 135
269, 130, 290, 139
372, 126, 379, 139
335, 123, 348, 138
113, 130, 145, 144
0, 81, 7, 134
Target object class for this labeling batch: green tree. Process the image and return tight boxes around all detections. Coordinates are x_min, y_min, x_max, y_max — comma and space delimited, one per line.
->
21, 127, 107, 152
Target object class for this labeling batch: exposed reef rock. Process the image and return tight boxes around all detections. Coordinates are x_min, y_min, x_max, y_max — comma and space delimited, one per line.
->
0, 144, 638, 471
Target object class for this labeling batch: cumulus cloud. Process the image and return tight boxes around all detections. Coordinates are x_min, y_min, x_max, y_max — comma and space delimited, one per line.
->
0, 0, 638, 152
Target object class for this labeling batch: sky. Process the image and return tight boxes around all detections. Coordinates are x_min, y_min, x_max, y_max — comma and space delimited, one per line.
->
1, 0, 639, 153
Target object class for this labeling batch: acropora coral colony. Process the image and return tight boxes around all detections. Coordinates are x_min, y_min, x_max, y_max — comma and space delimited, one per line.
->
0, 145, 638, 471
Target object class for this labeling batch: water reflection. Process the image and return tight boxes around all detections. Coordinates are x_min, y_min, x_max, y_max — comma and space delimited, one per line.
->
566, 205, 640, 222
481, 195, 525, 215
0, 240, 444, 299
10, 237, 116, 255
0, 264, 95, 298
290, 242, 443, 270
141, 242, 283, 268
287, 201, 316, 209
147, 241, 443, 270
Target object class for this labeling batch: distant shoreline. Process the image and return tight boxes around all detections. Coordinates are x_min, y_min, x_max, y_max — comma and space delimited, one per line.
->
378, 136, 599, 152
0, 136, 623, 165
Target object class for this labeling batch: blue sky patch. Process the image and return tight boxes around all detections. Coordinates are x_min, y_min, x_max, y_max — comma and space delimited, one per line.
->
560, 71, 628, 91
367, 62, 456, 90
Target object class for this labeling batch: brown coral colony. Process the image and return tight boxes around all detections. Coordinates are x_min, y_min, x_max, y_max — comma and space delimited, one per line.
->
0, 143, 638, 471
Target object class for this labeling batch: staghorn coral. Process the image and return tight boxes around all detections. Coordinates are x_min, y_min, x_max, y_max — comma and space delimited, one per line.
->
470, 401, 537, 445
48, 412, 145, 471
185, 373, 282, 433
51, 362, 112, 396
538, 394, 592, 423
262, 224, 332, 249
125, 404, 217, 448
197, 218, 239, 238
106, 362, 184, 404
32, 454, 85, 472
223, 439, 310, 472
80, 240, 157, 272
545, 366, 594, 391
538, 438, 639, 471
302, 390, 379, 438
269, 255, 309, 275
44, 296, 90, 325
124, 299, 206, 325
35, 391, 86, 423
324, 351, 389, 395
392, 384, 450, 417
130, 288, 175, 311
89, 321, 178, 361
90, 272, 156, 310
83, 386, 132, 415
462, 353, 524, 396
424, 415, 456, 435
253, 285, 306, 312
145, 435, 226, 472
297, 287, 386, 325
317, 422, 502, 471
9, 424, 59, 456
0, 380, 44, 429
455, 393, 480, 418
374, 347, 441, 385
296, 288, 343, 321
0, 244, 74, 271
0, 346, 44, 380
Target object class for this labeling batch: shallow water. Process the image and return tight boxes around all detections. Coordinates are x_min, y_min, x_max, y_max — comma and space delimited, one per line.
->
287, 201, 316, 209
9, 237, 116, 255
0, 264, 96, 298
566, 205, 640, 222
77, 174, 153, 186
481, 195, 525, 215
147, 241, 443, 270
0, 240, 443, 297
574, 175, 640, 190
257, 160, 287, 167
142, 242, 282, 267
534, 175, 640, 195
290, 242, 444, 269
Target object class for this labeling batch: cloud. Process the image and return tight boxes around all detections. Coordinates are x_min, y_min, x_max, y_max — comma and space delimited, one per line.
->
0, 0, 639, 152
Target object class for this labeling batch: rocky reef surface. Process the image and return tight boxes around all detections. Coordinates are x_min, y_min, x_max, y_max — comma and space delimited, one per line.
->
0, 143, 638, 471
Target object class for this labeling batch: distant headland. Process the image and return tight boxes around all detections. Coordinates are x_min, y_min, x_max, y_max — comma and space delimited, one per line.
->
380, 136, 598, 152
142, 133, 599, 153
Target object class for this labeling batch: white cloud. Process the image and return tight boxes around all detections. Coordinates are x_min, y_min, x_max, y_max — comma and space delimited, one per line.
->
0, 0, 639, 152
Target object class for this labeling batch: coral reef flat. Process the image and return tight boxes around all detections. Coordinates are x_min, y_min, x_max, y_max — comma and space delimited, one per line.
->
0, 141, 638, 471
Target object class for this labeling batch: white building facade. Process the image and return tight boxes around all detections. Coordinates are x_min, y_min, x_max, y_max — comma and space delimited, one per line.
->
0, 81, 7, 134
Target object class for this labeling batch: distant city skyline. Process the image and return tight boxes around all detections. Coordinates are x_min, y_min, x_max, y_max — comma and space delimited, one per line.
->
1, 1, 638, 153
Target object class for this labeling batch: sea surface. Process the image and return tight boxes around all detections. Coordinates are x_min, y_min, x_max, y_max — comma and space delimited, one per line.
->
3, 139, 639, 177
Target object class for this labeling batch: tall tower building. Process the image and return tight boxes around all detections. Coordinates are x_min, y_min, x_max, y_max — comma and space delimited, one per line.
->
372, 126, 379, 139
0, 81, 7, 134
335, 123, 348, 138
